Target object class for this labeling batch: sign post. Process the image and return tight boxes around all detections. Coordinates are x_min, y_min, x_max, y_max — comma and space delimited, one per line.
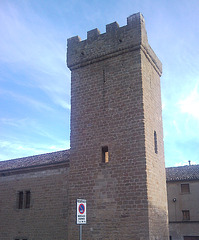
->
79, 224, 82, 240
77, 199, 86, 240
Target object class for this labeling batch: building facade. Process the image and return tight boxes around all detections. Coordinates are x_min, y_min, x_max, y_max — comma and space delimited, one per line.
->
0, 150, 69, 240
167, 164, 199, 240
0, 13, 169, 240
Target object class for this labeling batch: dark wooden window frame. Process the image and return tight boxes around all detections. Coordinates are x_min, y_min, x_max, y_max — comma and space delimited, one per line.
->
182, 210, 190, 221
17, 190, 31, 209
181, 183, 190, 194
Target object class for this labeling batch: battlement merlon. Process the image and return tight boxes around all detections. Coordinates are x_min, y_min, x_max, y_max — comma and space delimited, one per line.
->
67, 13, 162, 76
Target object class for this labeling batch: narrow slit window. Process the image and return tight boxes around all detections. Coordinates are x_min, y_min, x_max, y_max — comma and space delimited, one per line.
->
102, 146, 109, 163
103, 69, 106, 83
182, 210, 190, 220
25, 191, 31, 208
154, 131, 158, 154
18, 191, 23, 209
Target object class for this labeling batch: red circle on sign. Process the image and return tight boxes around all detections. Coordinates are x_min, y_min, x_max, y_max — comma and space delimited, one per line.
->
79, 204, 85, 214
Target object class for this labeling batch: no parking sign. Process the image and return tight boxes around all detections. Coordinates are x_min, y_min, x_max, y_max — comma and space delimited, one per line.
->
77, 199, 86, 224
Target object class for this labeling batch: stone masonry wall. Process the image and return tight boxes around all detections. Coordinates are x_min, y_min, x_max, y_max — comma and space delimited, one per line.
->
142, 48, 169, 239
67, 12, 169, 240
0, 166, 69, 240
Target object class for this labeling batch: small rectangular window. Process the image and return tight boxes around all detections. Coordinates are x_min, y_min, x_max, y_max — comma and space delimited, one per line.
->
18, 191, 23, 209
181, 184, 190, 193
182, 210, 190, 220
103, 69, 106, 83
17, 190, 31, 209
102, 146, 109, 163
15, 238, 27, 240
154, 131, 158, 154
25, 191, 31, 208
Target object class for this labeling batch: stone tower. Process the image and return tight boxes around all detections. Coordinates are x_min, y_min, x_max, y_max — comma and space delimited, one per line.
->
67, 13, 169, 240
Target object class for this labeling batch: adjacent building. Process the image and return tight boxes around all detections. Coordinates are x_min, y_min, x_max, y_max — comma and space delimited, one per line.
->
167, 164, 199, 240
0, 150, 69, 240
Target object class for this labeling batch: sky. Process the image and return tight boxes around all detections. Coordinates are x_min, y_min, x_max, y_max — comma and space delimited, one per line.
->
0, 0, 199, 167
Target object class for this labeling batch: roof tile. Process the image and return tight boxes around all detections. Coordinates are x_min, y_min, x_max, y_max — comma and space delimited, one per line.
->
0, 150, 70, 172
166, 164, 199, 181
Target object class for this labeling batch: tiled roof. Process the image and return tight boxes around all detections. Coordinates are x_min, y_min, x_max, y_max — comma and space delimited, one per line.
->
0, 150, 70, 172
166, 164, 199, 181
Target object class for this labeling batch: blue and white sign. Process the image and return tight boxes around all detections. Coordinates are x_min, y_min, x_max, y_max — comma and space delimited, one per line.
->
77, 199, 86, 224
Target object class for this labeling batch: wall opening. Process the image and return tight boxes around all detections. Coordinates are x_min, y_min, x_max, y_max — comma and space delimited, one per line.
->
182, 210, 190, 221
102, 146, 109, 163
103, 69, 106, 83
154, 131, 158, 154
15, 238, 27, 240
18, 191, 23, 209
25, 191, 31, 208
181, 184, 190, 194
17, 190, 31, 209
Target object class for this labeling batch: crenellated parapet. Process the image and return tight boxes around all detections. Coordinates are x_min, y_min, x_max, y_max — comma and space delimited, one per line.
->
67, 12, 162, 75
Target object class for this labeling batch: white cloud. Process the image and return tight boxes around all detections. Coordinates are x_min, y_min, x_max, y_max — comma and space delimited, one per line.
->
36, 75, 71, 110
178, 83, 199, 120
0, 1, 71, 109
0, 88, 54, 112
0, 116, 70, 161
172, 120, 181, 134
0, 138, 69, 161
0, 116, 66, 143
175, 160, 197, 167
0, 117, 29, 128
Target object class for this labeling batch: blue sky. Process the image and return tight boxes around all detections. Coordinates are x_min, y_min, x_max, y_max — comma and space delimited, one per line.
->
0, 0, 199, 167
